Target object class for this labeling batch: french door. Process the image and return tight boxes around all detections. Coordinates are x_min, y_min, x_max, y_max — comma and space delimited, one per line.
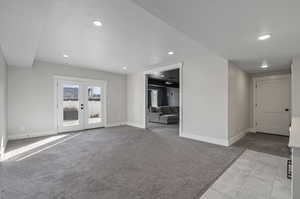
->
56, 78, 106, 133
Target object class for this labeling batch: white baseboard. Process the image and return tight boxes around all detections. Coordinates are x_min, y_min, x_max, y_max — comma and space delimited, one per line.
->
248, 128, 256, 133
181, 132, 229, 146
126, 122, 146, 129
106, 121, 126, 127
8, 130, 58, 141
229, 130, 246, 145
8, 123, 126, 141
229, 128, 254, 145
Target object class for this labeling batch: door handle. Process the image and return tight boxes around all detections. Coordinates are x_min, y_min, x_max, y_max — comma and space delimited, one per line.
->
285, 108, 290, 112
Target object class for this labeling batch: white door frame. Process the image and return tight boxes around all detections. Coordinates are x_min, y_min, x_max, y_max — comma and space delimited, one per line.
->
253, 74, 291, 133
143, 62, 183, 136
54, 76, 107, 133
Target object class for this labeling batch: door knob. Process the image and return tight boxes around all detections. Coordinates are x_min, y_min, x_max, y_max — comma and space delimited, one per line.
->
285, 108, 290, 112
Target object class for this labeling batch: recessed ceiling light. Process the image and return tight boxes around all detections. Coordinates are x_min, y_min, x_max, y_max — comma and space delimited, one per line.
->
122, 66, 127, 70
261, 60, 269, 68
258, 34, 271, 41
160, 74, 165, 78
165, 81, 173, 85
93, 20, 103, 27
168, 51, 174, 55
63, 54, 69, 58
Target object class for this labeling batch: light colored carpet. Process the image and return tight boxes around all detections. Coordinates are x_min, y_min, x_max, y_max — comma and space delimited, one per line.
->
147, 122, 179, 136
1, 126, 244, 199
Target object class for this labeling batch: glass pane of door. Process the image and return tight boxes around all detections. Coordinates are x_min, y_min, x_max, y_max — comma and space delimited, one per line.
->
87, 86, 102, 124
63, 84, 80, 127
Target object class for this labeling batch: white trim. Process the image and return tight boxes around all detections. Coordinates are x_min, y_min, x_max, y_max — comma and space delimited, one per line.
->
54, 79, 58, 132
106, 121, 126, 127
126, 122, 146, 129
53, 76, 108, 133
253, 74, 291, 81
181, 132, 229, 146
0, 139, 7, 159
253, 74, 291, 133
8, 130, 58, 141
7, 122, 124, 141
252, 77, 257, 131
228, 128, 251, 145
143, 63, 183, 75
53, 75, 107, 85
143, 62, 183, 135
248, 128, 256, 133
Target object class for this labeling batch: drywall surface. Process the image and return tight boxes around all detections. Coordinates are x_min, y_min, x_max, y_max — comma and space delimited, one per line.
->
251, 70, 291, 78
0, 47, 7, 154
228, 62, 251, 144
127, 54, 229, 146
126, 73, 146, 128
7, 61, 126, 138
292, 58, 300, 117
291, 57, 300, 199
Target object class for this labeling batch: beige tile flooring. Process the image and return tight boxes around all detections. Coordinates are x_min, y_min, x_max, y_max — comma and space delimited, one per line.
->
200, 150, 291, 199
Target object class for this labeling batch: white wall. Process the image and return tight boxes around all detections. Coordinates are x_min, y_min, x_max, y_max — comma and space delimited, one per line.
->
181, 57, 229, 146
127, 52, 229, 146
291, 57, 300, 199
126, 73, 146, 128
7, 61, 126, 139
0, 47, 7, 155
292, 58, 300, 117
228, 62, 251, 145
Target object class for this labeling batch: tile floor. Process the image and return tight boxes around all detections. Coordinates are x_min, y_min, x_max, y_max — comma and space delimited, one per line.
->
200, 150, 291, 199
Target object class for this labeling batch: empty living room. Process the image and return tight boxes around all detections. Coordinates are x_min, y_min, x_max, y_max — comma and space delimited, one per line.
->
1, 0, 300, 199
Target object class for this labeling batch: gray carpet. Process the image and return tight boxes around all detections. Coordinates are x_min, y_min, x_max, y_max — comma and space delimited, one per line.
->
234, 132, 290, 158
147, 122, 179, 136
1, 126, 243, 199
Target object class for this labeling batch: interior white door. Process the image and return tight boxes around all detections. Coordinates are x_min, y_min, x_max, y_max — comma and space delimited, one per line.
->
255, 76, 291, 136
57, 78, 106, 133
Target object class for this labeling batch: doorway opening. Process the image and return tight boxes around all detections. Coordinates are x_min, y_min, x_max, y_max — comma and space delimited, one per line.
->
144, 63, 182, 136
54, 76, 107, 133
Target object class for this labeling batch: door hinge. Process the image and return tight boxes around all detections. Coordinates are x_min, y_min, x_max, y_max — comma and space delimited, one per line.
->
255, 104, 258, 107
256, 122, 258, 126
255, 84, 258, 88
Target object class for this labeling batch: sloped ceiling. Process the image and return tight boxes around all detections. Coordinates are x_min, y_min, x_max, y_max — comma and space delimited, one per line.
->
0, 0, 205, 72
133, 0, 300, 73
0, 0, 51, 67
0, 0, 298, 73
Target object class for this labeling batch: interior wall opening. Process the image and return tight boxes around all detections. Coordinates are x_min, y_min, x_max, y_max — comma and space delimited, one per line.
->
145, 68, 180, 136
